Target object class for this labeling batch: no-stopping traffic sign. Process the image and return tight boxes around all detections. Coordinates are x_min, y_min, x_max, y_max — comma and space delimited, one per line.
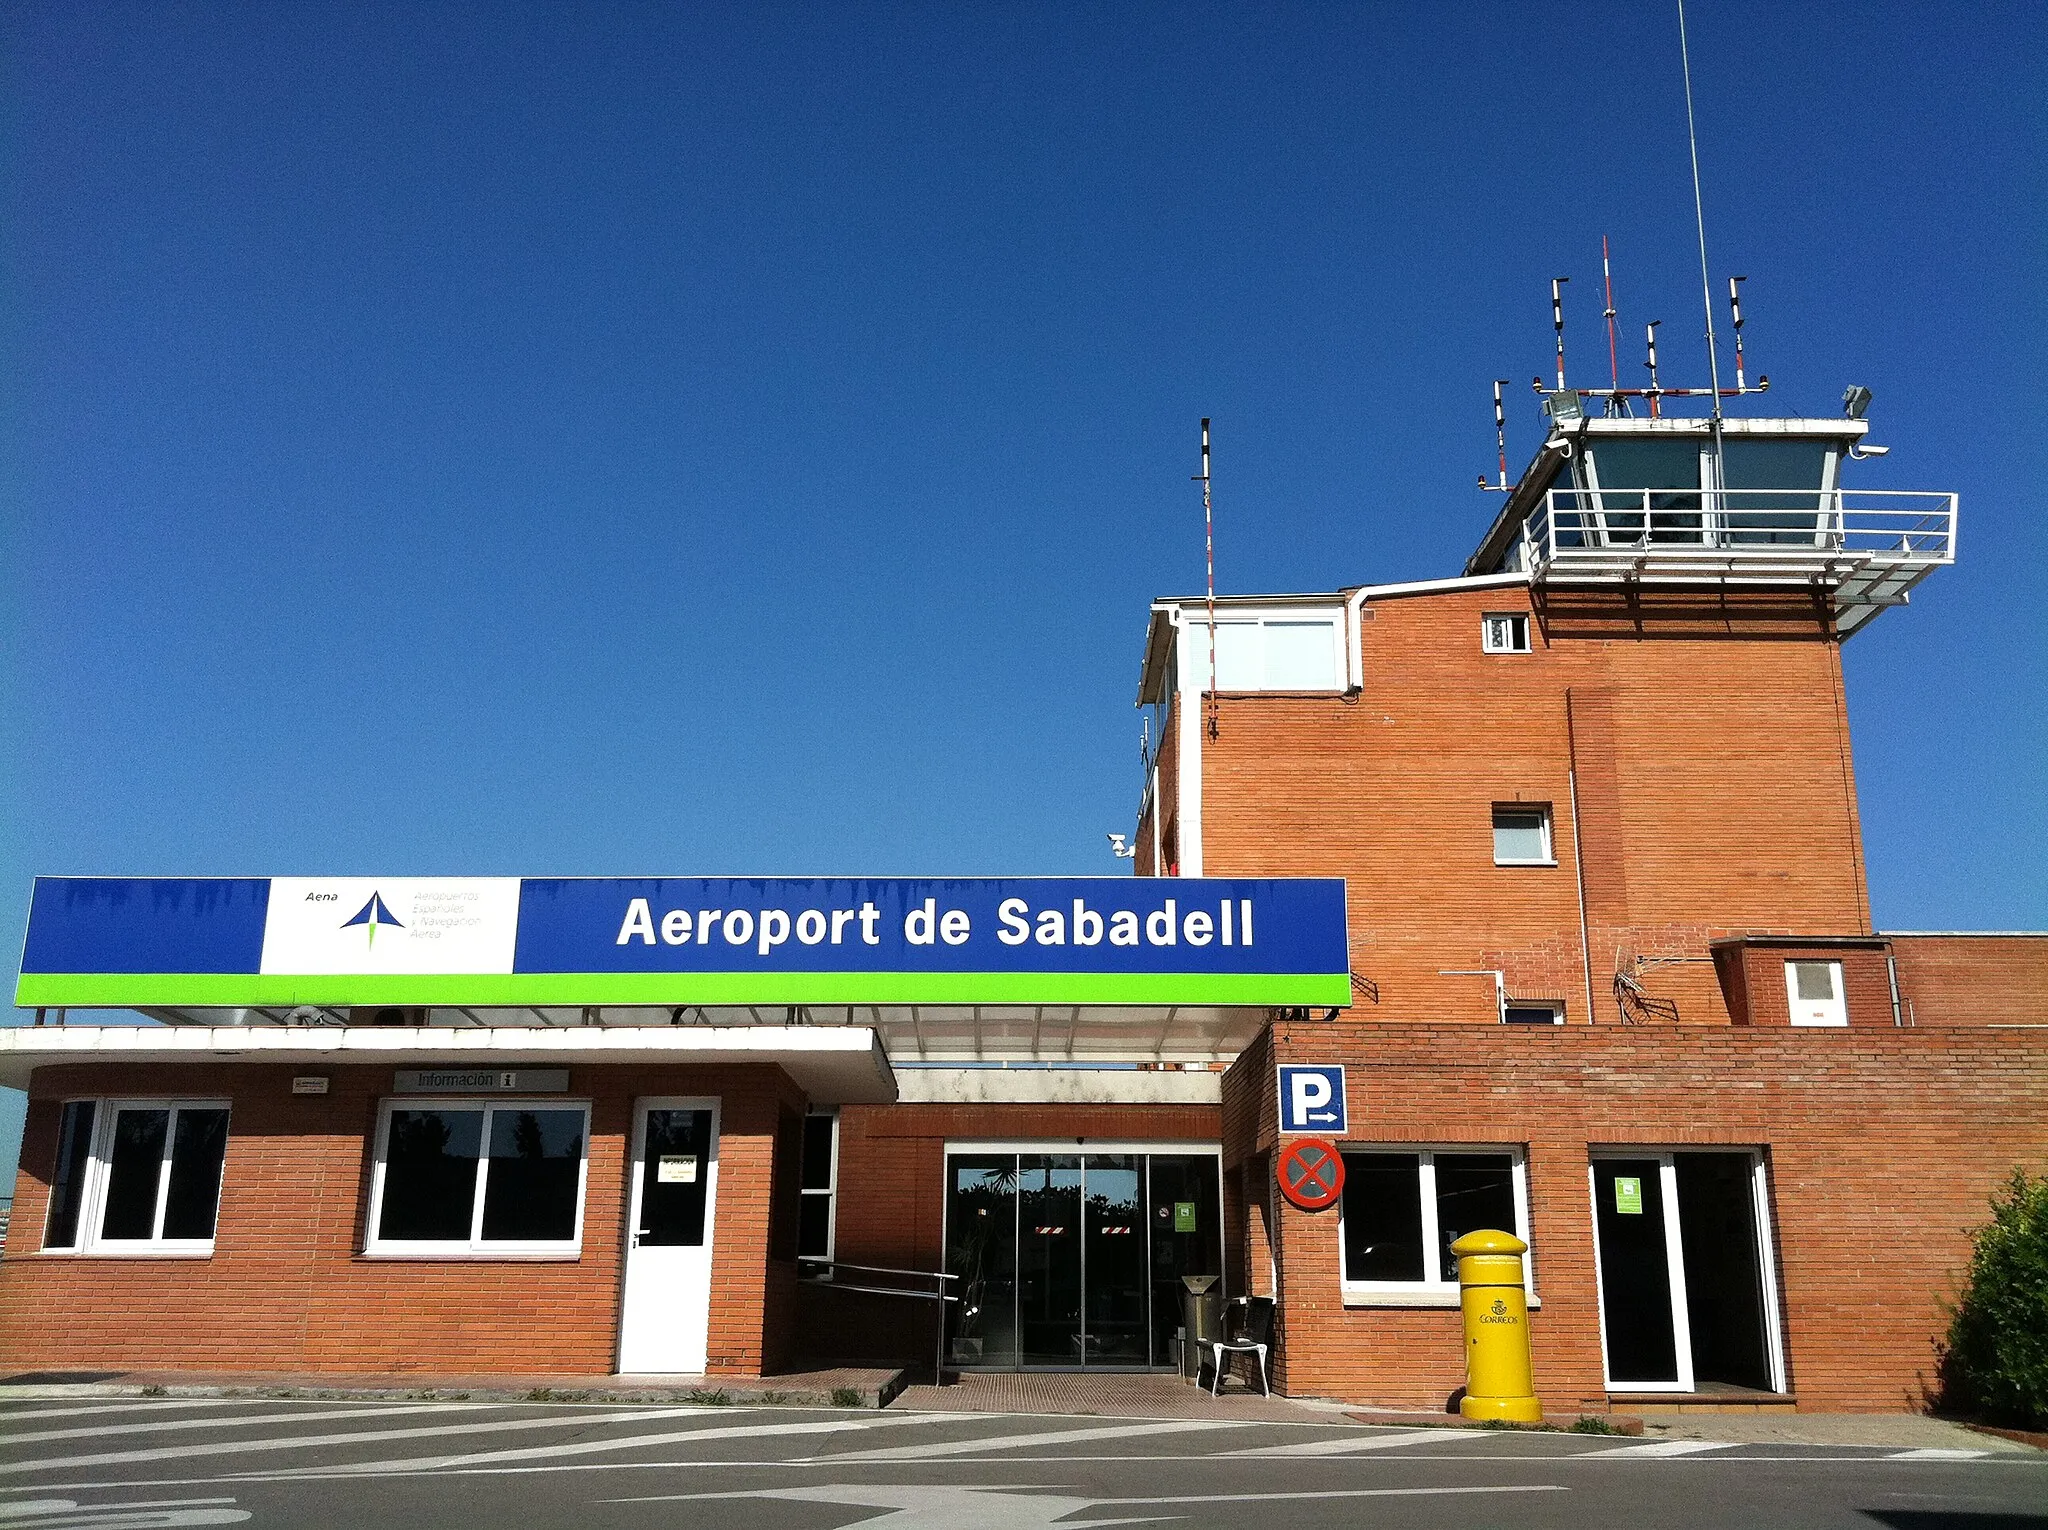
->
1276, 1136, 1345, 1211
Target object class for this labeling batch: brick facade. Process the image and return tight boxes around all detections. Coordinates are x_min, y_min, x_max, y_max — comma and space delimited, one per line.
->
0, 1061, 805, 1378
1226, 1021, 2048, 1413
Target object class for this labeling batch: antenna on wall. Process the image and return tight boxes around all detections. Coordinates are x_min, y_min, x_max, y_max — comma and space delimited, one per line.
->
1195, 418, 1218, 740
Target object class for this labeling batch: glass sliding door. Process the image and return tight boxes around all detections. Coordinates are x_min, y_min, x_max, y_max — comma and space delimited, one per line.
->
944, 1147, 1221, 1371
1083, 1155, 1146, 1366
1146, 1154, 1222, 1368
945, 1155, 1020, 1369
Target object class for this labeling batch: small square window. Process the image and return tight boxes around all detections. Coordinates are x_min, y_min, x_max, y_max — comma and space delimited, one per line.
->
1503, 1004, 1564, 1026
1785, 960, 1847, 1026
1493, 804, 1554, 865
1482, 613, 1531, 653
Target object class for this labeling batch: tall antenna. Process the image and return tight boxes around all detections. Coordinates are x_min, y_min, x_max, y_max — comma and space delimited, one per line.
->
1729, 275, 1749, 390
1493, 381, 1510, 488
1645, 320, 1663, 418
1601, 237, 1620, 390
1196, 419, 1217, 740
1551, 277, 1570, 390
1676, 0, 1725, 422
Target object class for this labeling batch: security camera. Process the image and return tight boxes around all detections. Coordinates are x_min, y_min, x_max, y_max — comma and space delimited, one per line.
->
1847, 443, 1890, 459
1106, 833, 1135, 858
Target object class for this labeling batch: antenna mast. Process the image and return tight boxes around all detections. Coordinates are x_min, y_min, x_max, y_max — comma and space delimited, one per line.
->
1551, 277, 1570, 391
1729, 275, 1749, 390
1602, 237, 1620, 391
1196, 419, 1217, 740
1676, 0, 1724, 423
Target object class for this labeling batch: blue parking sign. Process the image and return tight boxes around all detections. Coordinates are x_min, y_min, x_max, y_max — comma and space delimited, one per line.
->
1278, 1065, 1347, 1134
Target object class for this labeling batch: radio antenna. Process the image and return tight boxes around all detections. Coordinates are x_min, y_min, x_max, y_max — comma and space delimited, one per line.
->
1551, 277, 1570, 391
1493, 381, 1510, 488
1729, 275, 1749, 391
1601, 238, 1621, 390
1645, 320, 1663, 419
1196, 418, 1218, 740
1676, 0, 1724, 422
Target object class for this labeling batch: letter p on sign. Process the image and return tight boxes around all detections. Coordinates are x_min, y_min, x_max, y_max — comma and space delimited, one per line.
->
1278, 1065, 1347, 1135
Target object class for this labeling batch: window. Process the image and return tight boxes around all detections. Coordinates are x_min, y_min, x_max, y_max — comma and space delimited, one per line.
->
1492, 804, 1554, 865
41, 1099, 230, 1255
1784, 960, 1847, 1027
1504, 1004, 1564, 1026
798, 1109, 839, 1263
1482, 613, 1531, 653
366, 1100, 589, 1256
1339, 1147, 1531, 1305
1196, 615, 1343, 692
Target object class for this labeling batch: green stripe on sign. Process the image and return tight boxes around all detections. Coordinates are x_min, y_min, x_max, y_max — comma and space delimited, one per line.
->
13, 970, 1352, 1010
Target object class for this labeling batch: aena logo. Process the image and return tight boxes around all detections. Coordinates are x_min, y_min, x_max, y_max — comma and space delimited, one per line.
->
340, 891, 405, 949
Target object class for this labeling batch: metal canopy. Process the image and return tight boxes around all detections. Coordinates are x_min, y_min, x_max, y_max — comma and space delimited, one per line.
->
118, 1002, 1276, 1065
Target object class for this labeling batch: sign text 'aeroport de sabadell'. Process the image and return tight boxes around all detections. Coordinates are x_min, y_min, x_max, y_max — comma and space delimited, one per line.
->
16, 876, 1351, 1009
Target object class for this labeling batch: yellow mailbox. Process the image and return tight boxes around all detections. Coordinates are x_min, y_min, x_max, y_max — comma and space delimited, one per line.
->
1451, 1228, 1541, 1423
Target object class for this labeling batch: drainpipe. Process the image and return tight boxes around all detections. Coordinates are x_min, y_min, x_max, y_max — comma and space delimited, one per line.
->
1886, 945, 1905, 1027
1343, 587, 1370, 693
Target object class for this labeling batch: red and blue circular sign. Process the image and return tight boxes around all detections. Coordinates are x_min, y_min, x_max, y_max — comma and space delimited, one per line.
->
1277, 1137, 1345, 1211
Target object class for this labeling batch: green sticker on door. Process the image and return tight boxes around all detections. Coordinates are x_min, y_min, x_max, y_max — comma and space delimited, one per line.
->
1614, 1176, 1643, 1215
1173, 1201, 1198, 1233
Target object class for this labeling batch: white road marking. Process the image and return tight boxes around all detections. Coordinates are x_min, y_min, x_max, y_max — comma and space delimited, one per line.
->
813, 1418, 1252, 1463
0, 1403, 260, 1425
1, 1401, 510, 1446
261, 1408, 942, 1476
1886, 1447, 1990, 1460
601, 1481, 1566, 1528
1220, 1427, 1479, 1457
1577, 1439, 1741, 1458
0, 1499, 249, 1527
0, 1405, 727, 1477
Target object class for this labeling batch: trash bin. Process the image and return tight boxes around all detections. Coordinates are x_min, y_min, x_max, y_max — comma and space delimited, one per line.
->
1180, 1275, 1223, 1380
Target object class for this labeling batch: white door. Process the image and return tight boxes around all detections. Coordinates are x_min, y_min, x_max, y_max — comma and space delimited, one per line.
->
618, 1098, 720, 1374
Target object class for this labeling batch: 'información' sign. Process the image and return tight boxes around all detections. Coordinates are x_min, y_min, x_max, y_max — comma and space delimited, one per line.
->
17, 876, 1352, 1010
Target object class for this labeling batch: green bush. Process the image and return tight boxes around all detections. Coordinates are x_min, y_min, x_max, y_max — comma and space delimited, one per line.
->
1938, 1167, 2048, 1429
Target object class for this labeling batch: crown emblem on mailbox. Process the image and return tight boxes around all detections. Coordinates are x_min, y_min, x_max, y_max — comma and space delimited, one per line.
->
1491, 1298, 1507, 1317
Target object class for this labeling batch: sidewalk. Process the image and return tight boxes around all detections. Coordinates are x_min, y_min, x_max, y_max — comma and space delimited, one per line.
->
0, 1365, 907, 1409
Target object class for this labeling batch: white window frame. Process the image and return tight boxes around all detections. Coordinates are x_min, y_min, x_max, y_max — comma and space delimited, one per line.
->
41, 1097, 232, 1258
1492, 803, 1556, 866
364, 1097, 592, 1260
1336, 1145, 1535, 1308
1784, 960, 1848, 1026
1481, 612, 1532, 653
798, 1107, 841, 1265
1182, 611, 1347, 694
1585, 1148, 1788, 1395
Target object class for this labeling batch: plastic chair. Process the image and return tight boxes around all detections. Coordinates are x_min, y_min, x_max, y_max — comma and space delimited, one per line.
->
1208, 1296, 1275, 1397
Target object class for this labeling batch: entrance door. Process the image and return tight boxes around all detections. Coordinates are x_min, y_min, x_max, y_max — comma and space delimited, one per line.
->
1591, 1151, 1783, 1393
945, 1147, 1223, 1371
618, 1100, 719, 1374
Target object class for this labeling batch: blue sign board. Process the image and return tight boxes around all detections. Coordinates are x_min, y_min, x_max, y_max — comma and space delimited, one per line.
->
1278, 1064, 1348, 1134
17, 875, 1351, 1010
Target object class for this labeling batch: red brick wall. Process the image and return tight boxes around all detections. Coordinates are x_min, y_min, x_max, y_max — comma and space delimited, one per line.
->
1224, 1021, 2048, 1412
1194, 585, 1873, 1027
1890, 935, 2048, 1027
830, 1100, 1222, 1275
0, 1062, 805, 1378
1718, 943, 1896, 1027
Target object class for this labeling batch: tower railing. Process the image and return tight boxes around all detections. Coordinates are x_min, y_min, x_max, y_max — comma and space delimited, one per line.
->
1516, 488, 1955, 632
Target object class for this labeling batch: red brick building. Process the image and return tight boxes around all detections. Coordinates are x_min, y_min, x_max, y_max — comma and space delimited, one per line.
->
4, 401, 2042, 1414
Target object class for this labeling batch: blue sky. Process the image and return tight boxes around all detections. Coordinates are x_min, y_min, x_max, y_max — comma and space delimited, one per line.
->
2, 2, 2043, 1178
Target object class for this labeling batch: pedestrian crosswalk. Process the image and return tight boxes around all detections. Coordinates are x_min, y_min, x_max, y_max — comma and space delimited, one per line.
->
0, 1393, 2033, 1495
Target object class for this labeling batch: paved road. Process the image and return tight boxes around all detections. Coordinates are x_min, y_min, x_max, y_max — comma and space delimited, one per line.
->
0, 1395, 2041, 1528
